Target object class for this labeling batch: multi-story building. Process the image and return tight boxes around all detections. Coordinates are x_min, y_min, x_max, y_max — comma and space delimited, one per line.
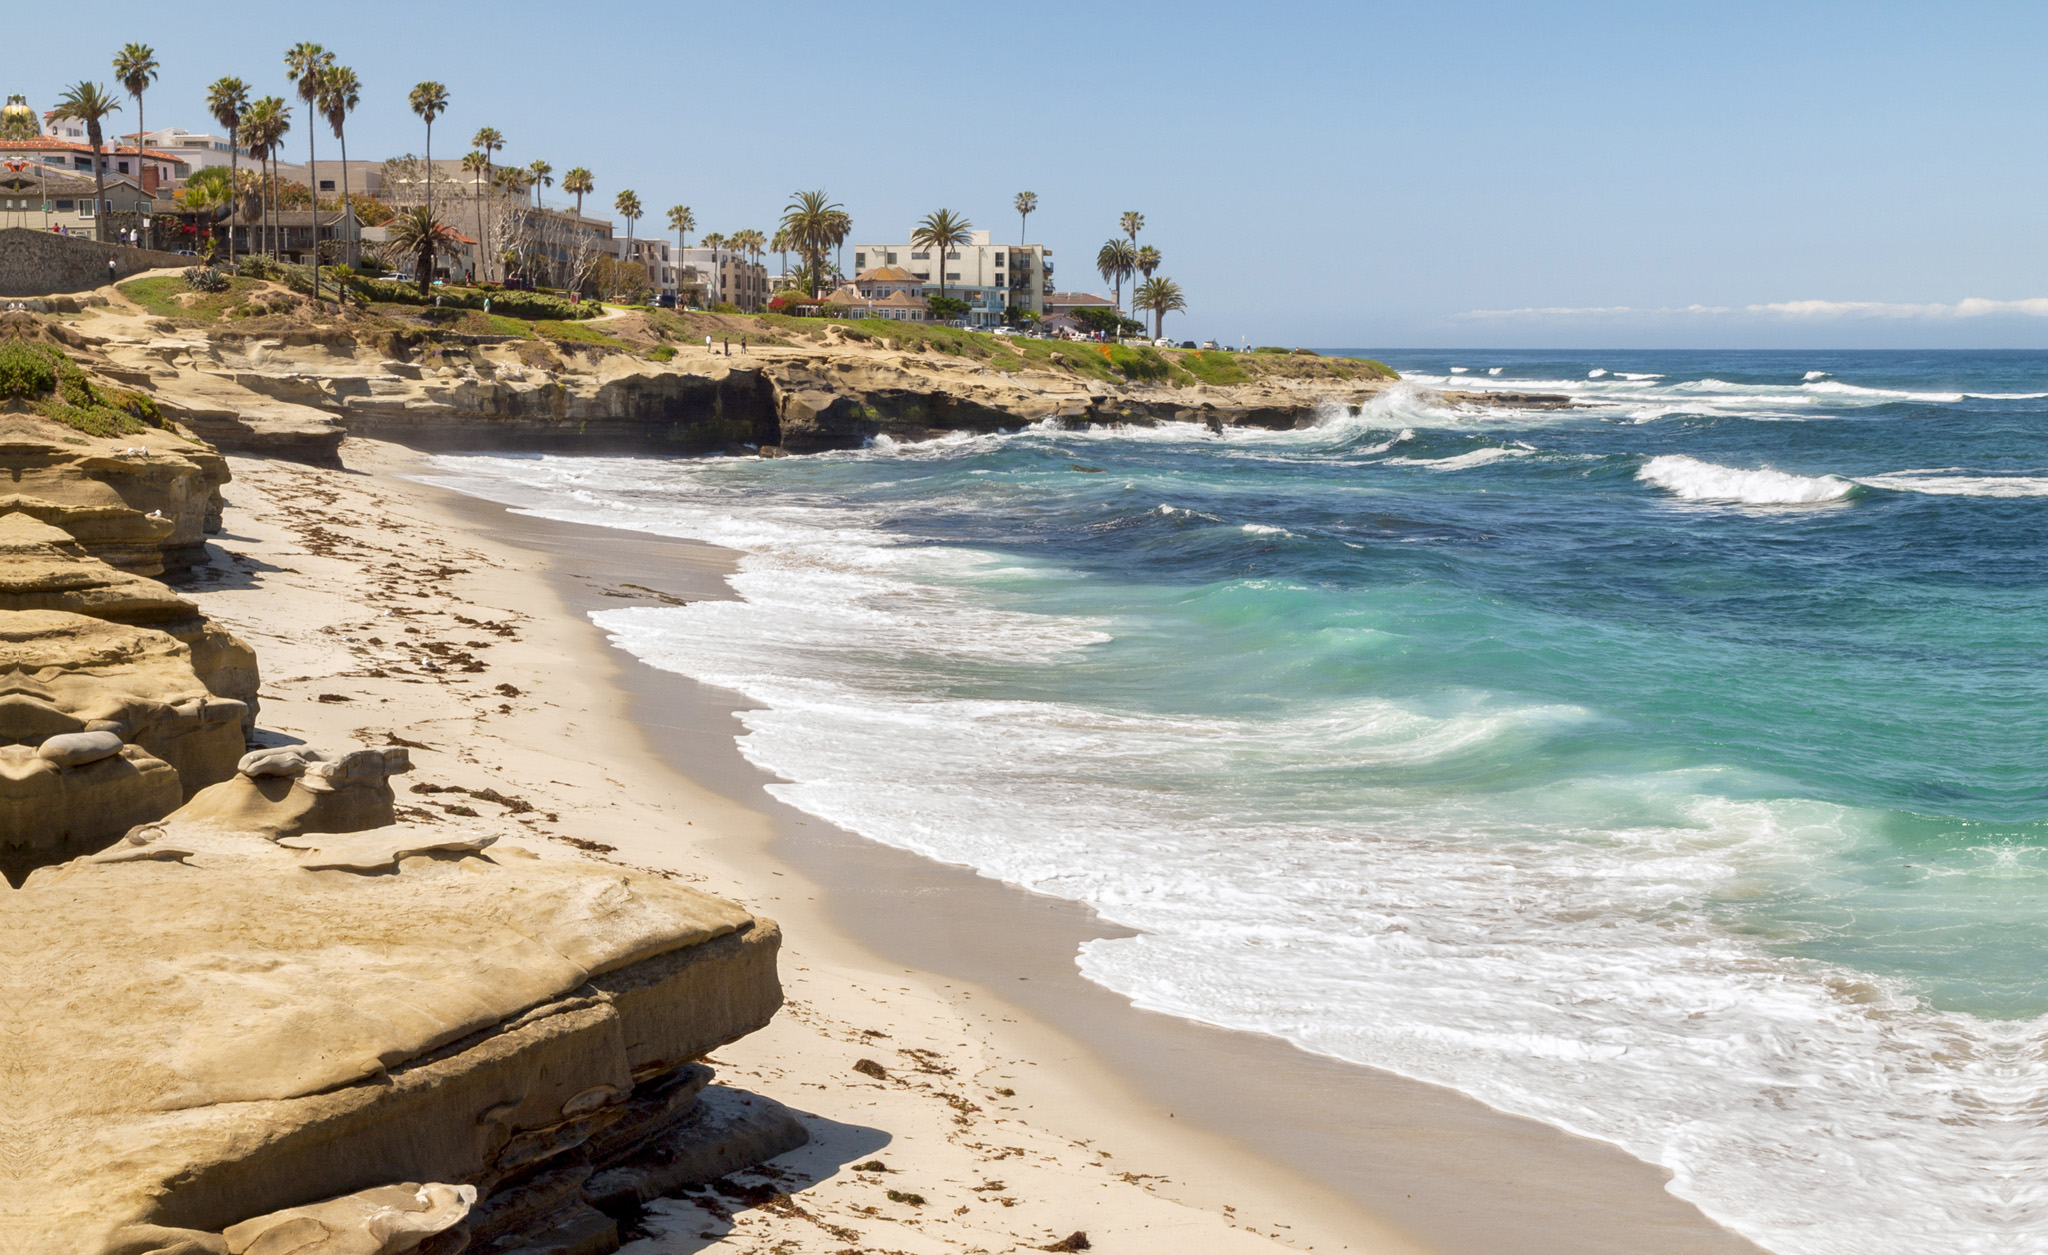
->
607, 237, 672, 299
849, 230, 1053, 326
674, 246, 767, 311
0, 164, 156, 240
1, 134, 192, 197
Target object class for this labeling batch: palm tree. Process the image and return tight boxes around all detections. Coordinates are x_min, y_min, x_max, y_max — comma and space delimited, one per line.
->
408, 81, 449, 220
562, 166, 593, 218
466, 128, 502, 280
1136, 244, 1160, 288
911, 209, 973, 310
1121, 211, 1144, 249
318, 66, 360, 264
51, 82, 121, 246
1096, 238, 1137, 319
385, 205, 461, 297
830, 209, 852, 279
526, 159, 552, 209
701, 232, 725, 252
243, 97, 290, 262
614, 189, 643, 289
1134, 276, 1186, 341
770, 226, 790, 276
668, 204, 695, 254
113, 44, 159, 227
285, 43, 333, 294
780, 189, 843, 297
204, 76, 249, 265
1014, 191, 1037, 243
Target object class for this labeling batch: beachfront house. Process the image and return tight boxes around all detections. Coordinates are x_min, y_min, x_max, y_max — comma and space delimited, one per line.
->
851, 230, 1053, 326
823, 267, 931, 321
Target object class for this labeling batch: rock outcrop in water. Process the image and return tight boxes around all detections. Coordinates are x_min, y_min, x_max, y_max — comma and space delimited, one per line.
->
0, 310, 802, 1254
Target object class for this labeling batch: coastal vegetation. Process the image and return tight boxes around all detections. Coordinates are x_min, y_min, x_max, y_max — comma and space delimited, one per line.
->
0, 341, 161, 437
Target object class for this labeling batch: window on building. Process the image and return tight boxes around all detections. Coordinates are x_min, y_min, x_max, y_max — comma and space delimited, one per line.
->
116, 161, 129, 174
78, 201, 94, 218
910, 250, 929, 260
946, 272, 960, 281
319, 180, 334, 191
886, 251, 898, 264
946, 250, 960, 259
55, 200, 74, 211
994, 253, 1005, 266
854, 252, 866, 270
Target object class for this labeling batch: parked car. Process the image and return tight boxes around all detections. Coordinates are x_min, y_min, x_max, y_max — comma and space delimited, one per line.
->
992, 326, 1022, 337
1153, 338, 1172, 348
1180, 340, 1198, 349
1201, 339, 1220, 351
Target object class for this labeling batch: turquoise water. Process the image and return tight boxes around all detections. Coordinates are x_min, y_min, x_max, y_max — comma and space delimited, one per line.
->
428, 350, 2048, 1254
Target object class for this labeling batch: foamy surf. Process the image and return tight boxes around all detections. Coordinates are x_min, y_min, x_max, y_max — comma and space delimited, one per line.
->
419, 345, 2048, 1255
1639, 454, 1856, 505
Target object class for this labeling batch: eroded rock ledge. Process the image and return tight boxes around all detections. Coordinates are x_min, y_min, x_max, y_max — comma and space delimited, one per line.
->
81, 313, 1397, 461
0, 316, 801, 1255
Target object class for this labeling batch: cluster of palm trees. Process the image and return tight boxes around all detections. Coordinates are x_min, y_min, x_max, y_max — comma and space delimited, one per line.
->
1096, 211, 1186, 340
780, 191, 852, 297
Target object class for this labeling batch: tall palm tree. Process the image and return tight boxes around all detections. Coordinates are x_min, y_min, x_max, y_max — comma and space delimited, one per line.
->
319, 65, 360, 264
244, 96, 290, 262
526, 159, 552, 209
204, 76, 249, 265
285, 43, 333, 294
385, 205, 461, 297
51, 82, 121, 246
562, 166, 593, 218
1136, 244, 1160, 288
668, 205, 695, 254
770, 226, 792, 276
826, 208, 851, 280
1134, 276, 1185, 341
1096, 238, 1137, 319
1014, 190, 1037, 244
614, 189, 642, 283
466, 128, 502, 281
1121, 210, 1144, 249
461, 151, 489, 282
112, 43, 158, 223
780, 189, 843, 297
911, 209, 973, 310
408, 81, 448, 220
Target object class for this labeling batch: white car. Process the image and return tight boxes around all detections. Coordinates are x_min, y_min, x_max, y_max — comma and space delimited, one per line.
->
1201, 339, 1220, 351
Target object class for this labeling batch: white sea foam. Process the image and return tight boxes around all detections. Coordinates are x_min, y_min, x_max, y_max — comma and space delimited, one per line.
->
1488, 366, 1505, 376
1854, 469, 2048, 498
1639, 455, 1856, 505
421, 451, 2048, 1255
1588, 368, 1609, 378
1800, 379, 1966, 403
1805, 370, 1832, 381
1385, 446, 1535, 471
1241, 523, 1293, 535
1450, 366, 1470, 374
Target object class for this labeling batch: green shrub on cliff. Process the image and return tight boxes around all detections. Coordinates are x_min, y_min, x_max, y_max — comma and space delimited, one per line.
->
346, 277, 597, 322
0, 344, 58, 399
0, 343, 159, 436
1104, 344, 1170, 381
1175, 350, 1253, 386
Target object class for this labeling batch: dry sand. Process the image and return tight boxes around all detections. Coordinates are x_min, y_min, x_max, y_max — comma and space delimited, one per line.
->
181, 438, 1766, 1255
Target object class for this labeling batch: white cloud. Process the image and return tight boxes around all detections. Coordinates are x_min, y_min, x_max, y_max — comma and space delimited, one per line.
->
1455, 298, 2048, 321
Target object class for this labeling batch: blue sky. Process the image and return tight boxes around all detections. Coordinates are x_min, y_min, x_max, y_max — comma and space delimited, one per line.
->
15, 0, 2048, 347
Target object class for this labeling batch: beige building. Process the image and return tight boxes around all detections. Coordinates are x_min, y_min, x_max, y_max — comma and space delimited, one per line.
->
674, 246, 767, 311
850, 230, 1052, 326
0, 162, 159, 242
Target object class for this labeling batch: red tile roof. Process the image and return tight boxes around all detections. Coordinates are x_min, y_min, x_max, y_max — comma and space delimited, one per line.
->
0, 136, 189, 162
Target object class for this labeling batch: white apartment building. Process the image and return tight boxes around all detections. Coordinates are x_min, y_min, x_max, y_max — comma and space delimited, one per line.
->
849, 230, 1053, 326
674, 246, 767, 312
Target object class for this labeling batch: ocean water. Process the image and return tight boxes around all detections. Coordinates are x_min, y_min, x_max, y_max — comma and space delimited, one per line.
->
423, 349, 2048, 1255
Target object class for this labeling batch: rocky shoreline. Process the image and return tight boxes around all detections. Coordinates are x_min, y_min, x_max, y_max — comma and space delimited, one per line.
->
71, 280, 1404, 462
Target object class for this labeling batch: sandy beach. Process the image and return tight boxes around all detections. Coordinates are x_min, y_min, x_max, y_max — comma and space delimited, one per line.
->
184, 436, 1766, 1255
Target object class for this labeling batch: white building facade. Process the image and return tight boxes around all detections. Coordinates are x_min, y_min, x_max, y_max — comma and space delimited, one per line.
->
850, 230, 1052, 326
